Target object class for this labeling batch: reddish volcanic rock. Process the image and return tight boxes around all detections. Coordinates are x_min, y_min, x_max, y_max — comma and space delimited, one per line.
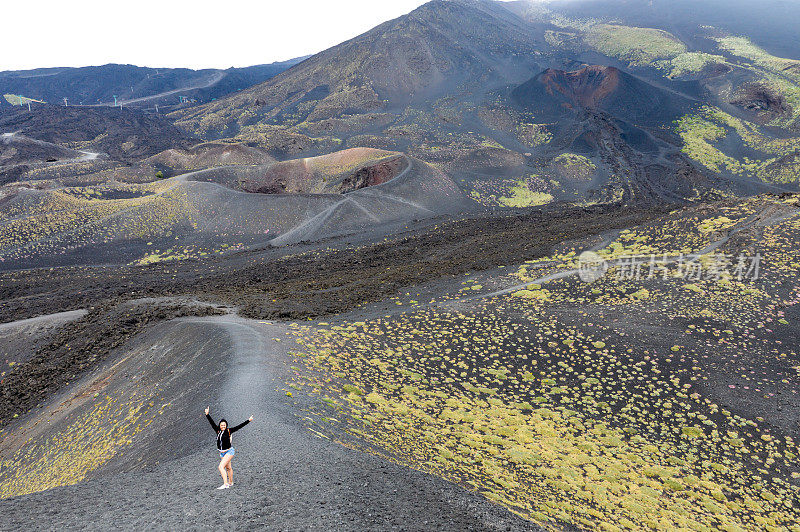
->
539, 65, 621, 109
512, 64, 692, 126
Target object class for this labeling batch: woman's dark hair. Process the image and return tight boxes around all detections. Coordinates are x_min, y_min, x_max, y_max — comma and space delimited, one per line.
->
219, 418, 228, 429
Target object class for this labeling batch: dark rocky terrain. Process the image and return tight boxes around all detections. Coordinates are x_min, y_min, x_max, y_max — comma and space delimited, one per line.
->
0, 105, 195, 161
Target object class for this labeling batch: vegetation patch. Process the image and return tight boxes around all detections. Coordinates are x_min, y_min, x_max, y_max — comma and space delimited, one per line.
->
469, 176, 553, 208
658, 52, 727, 78
288, 195, 800, 529
549, 153, 597, 183
675, 106, 800, 182
584, 24, 687, 66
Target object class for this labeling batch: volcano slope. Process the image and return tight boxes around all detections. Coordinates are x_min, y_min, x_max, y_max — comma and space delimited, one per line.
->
0, 105, 195, 162
506, 0, 800, 189
0, 132, 86, 185
168, 0, 800, 209
1, 193, 799, 530
0, 146, 465, 269
0, 132, 81, 167
0, 104, 201, 187
279, 193, 800, 530
5, 0, 800, 527
0, 203, 672, 530
144, 141, 277, 175
6, 0, 800, 267
0, 312, 537, 531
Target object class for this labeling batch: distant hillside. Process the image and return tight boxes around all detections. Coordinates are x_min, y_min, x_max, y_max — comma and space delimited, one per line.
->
535, 0, 800, 59
0, 59, 306, 110
0, 105, 195, 161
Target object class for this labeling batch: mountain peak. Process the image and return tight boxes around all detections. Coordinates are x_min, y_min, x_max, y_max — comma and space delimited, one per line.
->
173, 0, 541, 138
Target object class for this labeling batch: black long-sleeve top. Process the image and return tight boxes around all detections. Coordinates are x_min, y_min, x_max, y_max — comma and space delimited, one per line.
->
206, 414, 250, 450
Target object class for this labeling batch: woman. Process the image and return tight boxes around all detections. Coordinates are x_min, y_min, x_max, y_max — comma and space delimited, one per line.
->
205, 406, 253, 489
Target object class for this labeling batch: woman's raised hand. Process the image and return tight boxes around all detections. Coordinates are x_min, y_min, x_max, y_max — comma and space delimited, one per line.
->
249, 416, 254, 422
204, 406, 210, 415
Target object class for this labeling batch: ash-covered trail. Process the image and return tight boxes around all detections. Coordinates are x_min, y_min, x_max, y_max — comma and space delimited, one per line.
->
0, 315, 537, 531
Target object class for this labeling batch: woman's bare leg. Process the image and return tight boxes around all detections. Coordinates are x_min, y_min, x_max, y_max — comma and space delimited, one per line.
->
218, 455, 232, 485
218, 461, 227, 484
225, 460, 233, 485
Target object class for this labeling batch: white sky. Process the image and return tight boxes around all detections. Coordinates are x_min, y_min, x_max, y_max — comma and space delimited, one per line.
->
2, 0, 432, 71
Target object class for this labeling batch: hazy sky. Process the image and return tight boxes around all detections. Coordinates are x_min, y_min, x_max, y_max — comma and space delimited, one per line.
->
2, 0, 432, 71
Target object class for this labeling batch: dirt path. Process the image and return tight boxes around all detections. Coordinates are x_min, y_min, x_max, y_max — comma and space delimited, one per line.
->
0, 315, 539, 531
0, 309, 86, 333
